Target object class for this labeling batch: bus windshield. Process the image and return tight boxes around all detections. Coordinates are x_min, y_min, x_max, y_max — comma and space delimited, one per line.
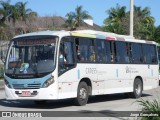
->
5, 36, 58, 78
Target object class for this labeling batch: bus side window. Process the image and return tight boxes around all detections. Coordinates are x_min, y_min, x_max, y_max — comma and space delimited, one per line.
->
96, 40, 106, 63
143, 44, 158, 64
58, 37, 75, 74
150, 45, 157, 64
114, 41, 129, 64
76, 37, 95, 62
131, 43, 143, 64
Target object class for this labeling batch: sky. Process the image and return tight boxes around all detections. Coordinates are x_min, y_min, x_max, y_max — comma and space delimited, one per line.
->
10, 0, 160, 26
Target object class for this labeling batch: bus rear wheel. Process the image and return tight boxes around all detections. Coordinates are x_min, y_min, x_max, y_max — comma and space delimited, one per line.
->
75, 82, 89, 106
126, 78, 143, 98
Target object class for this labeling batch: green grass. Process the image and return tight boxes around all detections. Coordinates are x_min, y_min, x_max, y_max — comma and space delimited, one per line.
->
137, 99, 160, 120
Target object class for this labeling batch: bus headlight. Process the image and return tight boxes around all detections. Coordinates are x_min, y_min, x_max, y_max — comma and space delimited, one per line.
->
42, 76, 55, 88
4, 79, 12, 88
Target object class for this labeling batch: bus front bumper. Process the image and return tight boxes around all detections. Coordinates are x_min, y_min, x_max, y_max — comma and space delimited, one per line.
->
5, 85, 58, 100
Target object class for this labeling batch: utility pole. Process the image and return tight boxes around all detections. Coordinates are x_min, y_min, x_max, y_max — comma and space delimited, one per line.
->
130, 0, 134, 37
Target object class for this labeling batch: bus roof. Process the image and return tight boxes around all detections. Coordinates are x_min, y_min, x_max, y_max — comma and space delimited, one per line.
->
13, 30, 157, 45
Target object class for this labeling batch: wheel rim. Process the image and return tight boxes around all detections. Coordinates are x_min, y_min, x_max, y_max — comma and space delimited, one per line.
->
79, 88, 87, 100
135, 83, 141, 95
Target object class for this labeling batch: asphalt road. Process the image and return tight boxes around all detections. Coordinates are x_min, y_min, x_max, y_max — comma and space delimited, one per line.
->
0, 87, 160, 120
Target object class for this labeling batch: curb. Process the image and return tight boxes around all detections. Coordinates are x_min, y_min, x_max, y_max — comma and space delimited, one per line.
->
0, 80, 4, 90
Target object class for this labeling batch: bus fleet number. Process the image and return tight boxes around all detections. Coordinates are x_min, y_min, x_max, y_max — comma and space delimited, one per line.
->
85, 68, 97, 74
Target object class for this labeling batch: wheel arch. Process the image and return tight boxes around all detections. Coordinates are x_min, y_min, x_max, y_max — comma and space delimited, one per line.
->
79, 77, 92, 95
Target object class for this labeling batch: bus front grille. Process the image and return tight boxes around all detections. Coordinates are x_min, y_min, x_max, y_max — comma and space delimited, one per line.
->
12, 84, 41, 89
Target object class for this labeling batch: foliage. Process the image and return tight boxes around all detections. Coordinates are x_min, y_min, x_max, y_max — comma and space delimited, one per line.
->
0, 0, 12, 26
103, 4, 157, 41
133, 6, 155, 40
0, 64, 3, 78
64, 12, 76, 30
0, 1, 38, 41
103, 4, 126, 34
137, 99, 160, 120
65, 5, 92, 30
154, 26, 160, 43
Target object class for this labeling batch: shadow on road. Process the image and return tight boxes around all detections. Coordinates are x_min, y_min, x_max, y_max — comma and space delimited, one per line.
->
88, 93, 151, 104
0, 93, 151, 109
0, 98, 75, 109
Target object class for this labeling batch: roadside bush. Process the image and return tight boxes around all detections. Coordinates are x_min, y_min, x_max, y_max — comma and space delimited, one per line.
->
137, 99, 160, 120
0, 64, 4, 78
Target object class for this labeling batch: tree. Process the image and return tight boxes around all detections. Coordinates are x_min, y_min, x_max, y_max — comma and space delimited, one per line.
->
0, 0, 12, 26
103, 5, 156, 41
103, 4, 126, 34
74, 6, 92, 27
15, 2, 32, 22
65, 5, 92, 30
0, 1, 38, 40
65, 12, 76, 30
133, 6, 155, 40
154, 25, 160, 43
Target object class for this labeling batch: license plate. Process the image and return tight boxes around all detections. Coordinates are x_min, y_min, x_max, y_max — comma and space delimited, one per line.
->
21, 91, 31, 96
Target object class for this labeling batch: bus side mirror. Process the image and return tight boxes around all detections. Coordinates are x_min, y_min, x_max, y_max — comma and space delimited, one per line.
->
0, 51, 5, 63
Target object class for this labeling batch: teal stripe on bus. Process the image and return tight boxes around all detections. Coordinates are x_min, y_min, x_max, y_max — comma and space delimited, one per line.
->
78, 69, 80, 80
151, 69, 153, 77
116, 69, 118, 78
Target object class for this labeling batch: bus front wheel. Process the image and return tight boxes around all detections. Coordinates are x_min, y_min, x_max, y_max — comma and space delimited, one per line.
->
75, 82, 89, 106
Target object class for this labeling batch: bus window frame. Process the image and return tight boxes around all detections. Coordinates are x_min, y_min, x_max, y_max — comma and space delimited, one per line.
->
58, 36, 158, 67
58, 36, 77, 76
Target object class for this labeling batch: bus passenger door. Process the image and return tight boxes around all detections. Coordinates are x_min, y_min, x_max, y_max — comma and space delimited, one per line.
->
58, 37, 77, 99
93, 39, 106, 95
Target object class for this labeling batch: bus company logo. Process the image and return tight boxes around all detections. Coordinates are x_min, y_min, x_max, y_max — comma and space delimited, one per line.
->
2, 112, 11, 117
126, 66, 130, 73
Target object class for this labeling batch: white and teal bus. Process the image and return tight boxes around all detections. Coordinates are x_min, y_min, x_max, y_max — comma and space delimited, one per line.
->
3, 30, 159, 106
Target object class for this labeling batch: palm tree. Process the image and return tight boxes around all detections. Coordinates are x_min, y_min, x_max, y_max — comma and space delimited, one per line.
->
65, 5, 92, 30
74, 6, 92, 27
9, 5, 21, 24
103, 5, 156, 40
0, 0, 12, 25
65, 12, 76, 30
134, 6, 155, 40
0, 1, 37, 26
15, 1, 33, 22
134, 6, 150, 17
13, 2, 38, 33
103, 4, 126, 34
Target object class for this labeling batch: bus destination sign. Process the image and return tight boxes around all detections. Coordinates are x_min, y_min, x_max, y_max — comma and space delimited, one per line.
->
16, 39, 55, 46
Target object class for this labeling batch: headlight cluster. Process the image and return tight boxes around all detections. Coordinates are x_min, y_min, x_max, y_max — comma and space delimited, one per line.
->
4, 79, 12, 88
42, 76, 55, 88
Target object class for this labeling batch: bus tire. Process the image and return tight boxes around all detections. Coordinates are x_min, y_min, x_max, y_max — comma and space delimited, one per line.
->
75, 82, 89, 106
133, 78, 143, 98
34, 100, 47, 104
126, 78, 143, 98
